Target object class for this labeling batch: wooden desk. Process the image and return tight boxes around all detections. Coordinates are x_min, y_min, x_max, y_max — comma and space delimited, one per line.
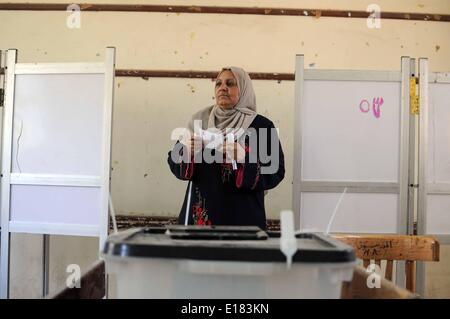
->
341, 265, 418, 299
47, 260, 105, 299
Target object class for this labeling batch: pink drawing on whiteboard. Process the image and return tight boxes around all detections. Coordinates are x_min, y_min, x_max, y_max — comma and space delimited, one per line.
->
359, 99, 370, 113
359, 97, 384, 119
372, 97, 384, 119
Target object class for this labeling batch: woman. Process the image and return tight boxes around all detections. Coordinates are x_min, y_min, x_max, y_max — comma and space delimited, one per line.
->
167, 67, 285, 230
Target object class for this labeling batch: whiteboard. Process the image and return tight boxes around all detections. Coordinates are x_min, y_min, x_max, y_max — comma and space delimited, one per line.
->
302, 80, 401, 182
426, 81, 450, 235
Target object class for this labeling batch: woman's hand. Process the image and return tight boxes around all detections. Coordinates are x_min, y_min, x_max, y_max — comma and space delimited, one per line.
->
224, 142, 246, 163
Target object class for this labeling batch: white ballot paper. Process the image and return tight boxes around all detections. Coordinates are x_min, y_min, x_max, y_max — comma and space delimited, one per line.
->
199, 129, 222, 147
198, 129, 237, 170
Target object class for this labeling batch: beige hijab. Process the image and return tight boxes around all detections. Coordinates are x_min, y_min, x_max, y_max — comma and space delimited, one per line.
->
188, 67, 257, 137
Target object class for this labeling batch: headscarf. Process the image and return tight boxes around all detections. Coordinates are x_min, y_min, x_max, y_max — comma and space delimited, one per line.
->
188, 67, 257, 138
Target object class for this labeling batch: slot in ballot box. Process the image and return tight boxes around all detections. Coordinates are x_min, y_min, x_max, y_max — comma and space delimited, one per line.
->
102, 226, 356, 299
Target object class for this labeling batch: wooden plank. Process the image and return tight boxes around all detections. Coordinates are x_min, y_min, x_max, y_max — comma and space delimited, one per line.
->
386, 260, 394, 281
334, 234, 440, 261
116, 69, 294, 81
110, 215, 281, 231
406, 260, 416, 292
0, 4, 449, 22
0, 67, 295, 81
363, 259, 370, 269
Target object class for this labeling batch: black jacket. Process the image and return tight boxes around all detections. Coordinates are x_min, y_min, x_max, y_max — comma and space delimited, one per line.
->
167, 115, 285, 230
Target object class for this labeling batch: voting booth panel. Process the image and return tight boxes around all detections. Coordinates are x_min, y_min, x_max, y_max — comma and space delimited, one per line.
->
300, 193, 399, 233
10, 74, 105, 230
417, 59, 450, 240
415, 59, 450, 295
294, 55, 411, 235
419, 66, 450, 241
0, 48, 115, 298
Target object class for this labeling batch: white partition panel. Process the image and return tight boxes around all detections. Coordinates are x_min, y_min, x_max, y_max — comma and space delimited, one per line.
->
294, 55, 411, 235
10, 185, 101, 229
1, 48, 115, 298
427, 82, 450, 184
426, 195, 450, 235
418, 64, 450, 242
300, 192, 398, 233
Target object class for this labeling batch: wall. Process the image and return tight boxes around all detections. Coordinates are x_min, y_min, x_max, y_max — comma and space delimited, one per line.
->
0, 0, 449, 298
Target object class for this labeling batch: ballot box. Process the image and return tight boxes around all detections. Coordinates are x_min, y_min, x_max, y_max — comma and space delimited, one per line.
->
102, 226, 356, 299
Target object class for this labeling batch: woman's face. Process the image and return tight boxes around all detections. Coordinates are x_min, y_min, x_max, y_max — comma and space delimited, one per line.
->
215, 70, 240, 109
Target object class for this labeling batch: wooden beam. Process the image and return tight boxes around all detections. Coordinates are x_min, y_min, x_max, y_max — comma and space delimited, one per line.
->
116, 69, 294, 81
0, 3, 448, 22
406, 260, 417, 292
110, 214, 282, 231
334, 234, 440, 262
0, 67, 293, 81
385, 260, 394, 281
